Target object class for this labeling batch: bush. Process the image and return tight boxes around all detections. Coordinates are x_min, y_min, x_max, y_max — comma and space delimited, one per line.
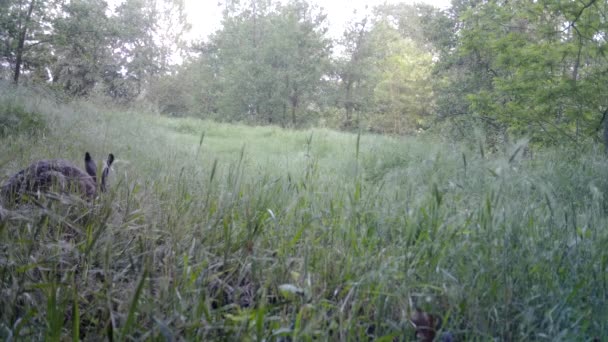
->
0, 101, 46, 138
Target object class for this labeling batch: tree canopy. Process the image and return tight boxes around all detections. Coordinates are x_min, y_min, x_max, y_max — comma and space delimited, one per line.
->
1, 0, 607, 148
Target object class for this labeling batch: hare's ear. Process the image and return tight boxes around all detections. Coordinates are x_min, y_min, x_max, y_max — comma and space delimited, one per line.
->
101, 153, 115, 192
107, 153, 115, 167
85, 152, 97, 180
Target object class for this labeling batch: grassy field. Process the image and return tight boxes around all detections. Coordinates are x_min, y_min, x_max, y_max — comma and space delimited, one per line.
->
1, 84, 608, 340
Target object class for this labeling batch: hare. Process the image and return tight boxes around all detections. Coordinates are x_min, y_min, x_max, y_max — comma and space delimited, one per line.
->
1, 152, 115, 202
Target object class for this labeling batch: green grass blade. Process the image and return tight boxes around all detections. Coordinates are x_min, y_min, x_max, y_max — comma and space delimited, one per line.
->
119, 269, 148, 341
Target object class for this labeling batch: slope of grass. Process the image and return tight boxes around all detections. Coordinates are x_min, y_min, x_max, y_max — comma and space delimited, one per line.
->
1, 84, 607, 340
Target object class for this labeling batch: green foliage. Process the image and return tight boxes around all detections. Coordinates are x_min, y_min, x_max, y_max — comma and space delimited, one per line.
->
0, 100, 45, 138
370, 24, 434, 134
0, 0, 59, 83
111, 0, 165, 98
0, 0, 188, 100
331, 5, 441, 134
52, 0, 115, 96
163, 1, 441, 131
373, 2, 451, 55
3, 0, 607, 146
332, 15, 384, 130
208, 0, 331, 127
435, 0, 608, 146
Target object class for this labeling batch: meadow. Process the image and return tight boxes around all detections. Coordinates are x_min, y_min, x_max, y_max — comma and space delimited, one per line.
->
1, 84, 608, 340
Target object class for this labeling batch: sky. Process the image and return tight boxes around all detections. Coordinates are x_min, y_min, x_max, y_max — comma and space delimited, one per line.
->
183, 0, 452, 40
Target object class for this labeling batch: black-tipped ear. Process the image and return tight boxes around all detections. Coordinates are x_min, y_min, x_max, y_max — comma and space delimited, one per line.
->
85, 152, 97, 179
101, 153, 114, 192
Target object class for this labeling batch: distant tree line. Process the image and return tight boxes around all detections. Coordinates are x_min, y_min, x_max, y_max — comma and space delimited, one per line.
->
1, 0, 607, 146
149, 0, 442, 135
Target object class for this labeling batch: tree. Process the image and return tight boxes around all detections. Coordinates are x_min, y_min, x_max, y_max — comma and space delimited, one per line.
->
13, 0, 37, 84
110, 0, 163, 99
332, 8, 436, 134
372, 26, 434, 134
272, 0, 331, 126
334, 16, 375, 129
438, 0, 608, 146
213, 0, 277, 122
52, 0, 115, 96
106, 0, 188, 100
0, 0, 58, 84
147, 46, 222, 117
210, 0, 330, 126
373, 2, 451, 55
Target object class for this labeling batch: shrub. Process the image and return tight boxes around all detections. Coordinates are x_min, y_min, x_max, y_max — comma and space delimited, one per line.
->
0, 101, 46, 138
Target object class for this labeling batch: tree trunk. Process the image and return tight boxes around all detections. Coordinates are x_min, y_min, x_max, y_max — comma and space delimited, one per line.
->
603, 108, 608, 154
604, 120, 608, 154
344, 78, 354, 128
282, 103, 287, 128
291, 97, 297, 127
13, 0, 37, 85
291, 83, 299, 126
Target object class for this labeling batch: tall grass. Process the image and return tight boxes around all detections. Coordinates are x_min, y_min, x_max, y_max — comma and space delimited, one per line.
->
1, 83, 607, 340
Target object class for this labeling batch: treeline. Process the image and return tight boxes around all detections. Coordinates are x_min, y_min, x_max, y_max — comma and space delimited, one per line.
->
1, 0, 188, 100
2, 0, 607, 145
156, 1, 442, 134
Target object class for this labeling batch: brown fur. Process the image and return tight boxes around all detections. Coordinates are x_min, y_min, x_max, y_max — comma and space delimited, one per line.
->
1, 152, 114, 202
